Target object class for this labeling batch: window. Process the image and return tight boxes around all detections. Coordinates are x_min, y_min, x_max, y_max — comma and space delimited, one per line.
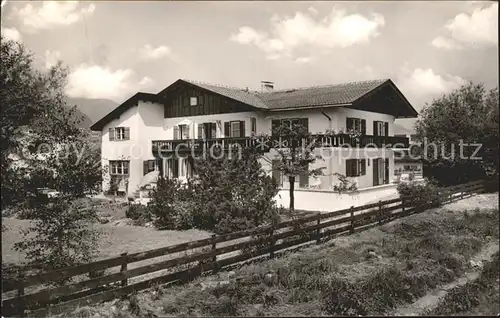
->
198, 123, 217, 139
346, 117, 366, 134
174, 124, 190, 140
271, 118, 308, 135
373, 121, 389, 136
345, 159, 366, 177
109, 127, 130, 141
110, 161, 129, 175
143, 160, 157, 175
231, 121, 241, 138
251, 117, 257, 135
224, 121, 245, 137
190, 96, 198, 106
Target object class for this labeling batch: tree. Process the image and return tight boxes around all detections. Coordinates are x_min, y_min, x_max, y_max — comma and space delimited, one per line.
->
266, 123, 324, 212
1, 37, 102, 270
190, 148, 280, 233
415, 81, 499, 186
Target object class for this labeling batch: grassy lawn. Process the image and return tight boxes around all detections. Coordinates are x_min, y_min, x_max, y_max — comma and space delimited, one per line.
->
56, 193, 498, 317
427, 251, 499, 316
1, 197, 212, 266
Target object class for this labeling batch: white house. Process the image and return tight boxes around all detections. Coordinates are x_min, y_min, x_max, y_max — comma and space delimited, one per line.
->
90, 78, 418, 204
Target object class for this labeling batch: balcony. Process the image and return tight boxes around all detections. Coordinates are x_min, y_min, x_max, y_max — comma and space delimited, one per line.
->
152, 134, 409, 157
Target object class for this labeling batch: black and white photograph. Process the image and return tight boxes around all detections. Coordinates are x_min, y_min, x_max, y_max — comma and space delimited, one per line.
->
1, 0, 498, 316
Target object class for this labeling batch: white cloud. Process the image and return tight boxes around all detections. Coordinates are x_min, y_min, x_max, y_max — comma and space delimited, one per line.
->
12, 1, 95, 32
139, 44, 171, 60
398, 68, 467, 107
430, 36, 462, 50
432, 3, 498, 49
66, 64, 137, 100
44, 50, 61, 69
1, 26, 21, 41
295, 56, 312, 64
230, 7, 385, 59
307, 7, 318, 16
138, 76, 155, 86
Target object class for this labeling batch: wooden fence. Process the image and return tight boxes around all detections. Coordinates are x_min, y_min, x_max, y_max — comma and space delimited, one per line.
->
1, 180, 487, 317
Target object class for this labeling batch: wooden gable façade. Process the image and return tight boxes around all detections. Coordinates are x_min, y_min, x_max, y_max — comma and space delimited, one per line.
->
159, 81, 256, 118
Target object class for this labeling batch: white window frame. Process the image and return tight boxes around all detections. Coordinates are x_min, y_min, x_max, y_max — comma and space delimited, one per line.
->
190, 97, 198, 106
230, 121, 241, 138
376, 121, 385, 136
110, 161, 129, 175
348, 118, 362, 132
179, 124, 190, 139
115, 127, 126, 140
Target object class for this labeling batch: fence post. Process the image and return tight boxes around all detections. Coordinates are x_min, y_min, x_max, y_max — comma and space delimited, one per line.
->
211, 234, 218, 274
316, 213, 321, 244
120, 252, 128, 288
17, 269, 25, 317
269, 226, 275, 259
378, 200, 383, 225
349, 206, 355, 234
402, 197, 406, 214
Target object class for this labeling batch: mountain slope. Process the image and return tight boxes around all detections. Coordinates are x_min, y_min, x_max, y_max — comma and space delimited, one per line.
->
66, 97, 119, 128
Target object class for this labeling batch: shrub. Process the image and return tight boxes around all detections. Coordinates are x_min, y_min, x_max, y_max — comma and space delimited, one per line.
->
125, 203, 149, 220
14, 198, 100, 275
188, 149, 280, 234
147, 176, 190, 229
397, 179, 441, 208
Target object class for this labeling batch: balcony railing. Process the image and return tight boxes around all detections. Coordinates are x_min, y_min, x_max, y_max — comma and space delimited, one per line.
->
152, 134, 409, 156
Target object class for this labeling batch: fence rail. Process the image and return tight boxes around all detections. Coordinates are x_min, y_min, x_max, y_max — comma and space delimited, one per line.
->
1, 179, 487, 317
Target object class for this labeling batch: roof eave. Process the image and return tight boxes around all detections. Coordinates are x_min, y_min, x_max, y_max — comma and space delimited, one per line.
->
90, 92, 159, 131
266, 103, 353, 112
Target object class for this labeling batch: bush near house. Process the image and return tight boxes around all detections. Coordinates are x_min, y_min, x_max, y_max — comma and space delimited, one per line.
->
397, 179, 441, 208
147, 149, 280, 234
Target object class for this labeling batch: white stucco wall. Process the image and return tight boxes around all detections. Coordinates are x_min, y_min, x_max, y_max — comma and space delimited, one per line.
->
101, 100, 164, 195
100, 101, 399, 196
274, 184, 398, 212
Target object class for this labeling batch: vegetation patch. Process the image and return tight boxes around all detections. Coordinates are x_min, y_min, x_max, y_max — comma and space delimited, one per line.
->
65, 204, 499, 317
427, 251, 499, 316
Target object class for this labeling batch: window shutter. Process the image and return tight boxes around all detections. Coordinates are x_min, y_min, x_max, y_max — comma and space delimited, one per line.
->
173, 126, 179, 140
198, 123, 204, 139
251, 117, 257, 134
384, 122, 389, 136
143, 161, 149, 176
299, 118, 309, 132
360, 159, 366, 176
361, 119, 366, 135
346, 159, 352, 177
373, 121, 379, 136
346, 117, 353, 131
272, 119, 280, 136
186, 125, 190, 139
109, 128, 115, 141
124, 127, 130, 140
224, 122, 230, 137
239, 121, 245, 137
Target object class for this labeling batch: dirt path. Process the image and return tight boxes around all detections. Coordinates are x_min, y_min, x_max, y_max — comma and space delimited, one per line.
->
392, 241, 499, 316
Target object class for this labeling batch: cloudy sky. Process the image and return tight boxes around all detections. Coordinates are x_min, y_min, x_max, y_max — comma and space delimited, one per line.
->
1, 1, 498, 127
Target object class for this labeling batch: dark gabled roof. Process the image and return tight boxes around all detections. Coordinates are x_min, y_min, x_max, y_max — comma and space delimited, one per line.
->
181, 79, 268, 109
90, 92, 159, 131
92, 78, 418, 131
256, 79, 388, 110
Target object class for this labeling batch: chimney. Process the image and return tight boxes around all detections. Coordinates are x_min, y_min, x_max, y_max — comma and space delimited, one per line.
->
261, 81, 274, 92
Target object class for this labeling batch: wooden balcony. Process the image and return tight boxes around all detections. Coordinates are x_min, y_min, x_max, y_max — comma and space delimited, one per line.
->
152, 135, 409, 157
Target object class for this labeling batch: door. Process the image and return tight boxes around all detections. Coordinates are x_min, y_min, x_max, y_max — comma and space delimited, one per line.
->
384, 158, 389, 184
373, 158, 379, 186
378, 159, 384, 185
